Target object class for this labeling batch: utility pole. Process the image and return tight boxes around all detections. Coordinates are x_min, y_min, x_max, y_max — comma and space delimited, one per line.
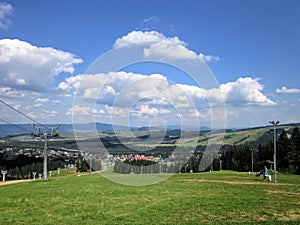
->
89, 153, 93, 176
269, 121, 279, 183
43, 133, 48, 180
32, 124, 60, 181
210, 154, 213, 172
251, 147, 254, 174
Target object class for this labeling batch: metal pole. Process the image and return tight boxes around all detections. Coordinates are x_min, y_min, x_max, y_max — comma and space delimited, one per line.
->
273, 125, 277, 183
210, 154, 213, 172
269, 121, 279, 183
160, 161, 162, 174
43, 133, 48, 181
179, 159, 181, 173
90, 154, 92, 176
251, 148, 254, 173
32, 124, 60, 182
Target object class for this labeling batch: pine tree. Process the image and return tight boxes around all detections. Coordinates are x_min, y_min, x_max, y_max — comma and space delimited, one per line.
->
287, 127, 300, 174
276, 129, 290, 172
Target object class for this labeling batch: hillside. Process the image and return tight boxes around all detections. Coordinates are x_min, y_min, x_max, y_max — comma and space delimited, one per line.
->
0, 123, 299, 151
0, 170, 299, 224
197, 123, 300, 147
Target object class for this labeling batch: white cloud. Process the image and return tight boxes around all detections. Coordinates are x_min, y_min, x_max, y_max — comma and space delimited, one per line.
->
61, 71, 274, 127
175, 84, 206, 99
66, 105, 99, 116
34, 98, 49, 107
276, 86, 300, 94
27, 110, 58, 119
0, 39, 83, 92
61, 73, 274, 109
17, 79, 26, 85
0, 87, 25, 98
219, 77, 276, 106
59, 72, 171, 106
35, 98, 49, 104
143, 40, 219, 63
113, 31, 219, 63
0, 2, 13, 29
51, 100, 61, 104
114, 30, 185, 48
136, 105, 171, 116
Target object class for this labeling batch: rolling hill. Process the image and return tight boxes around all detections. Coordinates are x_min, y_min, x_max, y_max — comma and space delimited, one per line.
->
0, 122, 299, 150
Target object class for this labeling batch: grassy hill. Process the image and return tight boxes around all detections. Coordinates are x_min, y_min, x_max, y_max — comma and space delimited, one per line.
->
1, 123, 299, 152
0, 170, 299, 224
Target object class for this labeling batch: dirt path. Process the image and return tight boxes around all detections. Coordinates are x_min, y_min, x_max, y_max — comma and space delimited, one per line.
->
0, 179, 34, 186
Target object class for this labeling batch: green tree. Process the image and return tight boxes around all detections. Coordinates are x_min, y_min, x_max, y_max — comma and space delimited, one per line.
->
276, 129, 290, 172
287, 127, 300, 174
76, 158, 90, 172
15, 167, 22, 179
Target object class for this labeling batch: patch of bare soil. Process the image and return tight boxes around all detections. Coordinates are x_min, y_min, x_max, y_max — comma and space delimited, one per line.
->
0, 179, 34, 186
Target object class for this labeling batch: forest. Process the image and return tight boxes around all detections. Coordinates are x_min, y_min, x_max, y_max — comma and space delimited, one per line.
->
113, 127, 300, 175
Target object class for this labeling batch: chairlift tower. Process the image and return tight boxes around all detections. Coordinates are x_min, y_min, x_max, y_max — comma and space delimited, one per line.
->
1, 170, 7, 182
32, 124, 60, 181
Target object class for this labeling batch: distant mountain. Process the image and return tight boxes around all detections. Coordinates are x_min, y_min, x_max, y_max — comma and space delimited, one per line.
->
0, 124, 35, 136
0, 122, 299, 137
0, 122, 131, 136
0, 122, 211, 136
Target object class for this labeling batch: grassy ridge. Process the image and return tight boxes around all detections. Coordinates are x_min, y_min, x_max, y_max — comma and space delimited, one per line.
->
0, 170, 299, 224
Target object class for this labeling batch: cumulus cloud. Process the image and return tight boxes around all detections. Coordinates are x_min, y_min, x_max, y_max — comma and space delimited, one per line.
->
113, 31, 219, 63
59, 71, 197, 109
60, 71, 274, 126
143, 40, 219, 63
114, 30, 185, 48
60, 73, 275, 108
0, 2, 13, 29
276, 86, 300, 94
0, 39, 83, 92
219, 77, 276, 106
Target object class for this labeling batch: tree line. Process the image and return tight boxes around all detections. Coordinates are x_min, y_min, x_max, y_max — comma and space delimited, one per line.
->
113, 127, 300, 174
0, 154, 65, 180
204, 127, 299, 174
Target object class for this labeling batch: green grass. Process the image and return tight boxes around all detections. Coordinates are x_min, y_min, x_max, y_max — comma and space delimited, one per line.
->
0, 170, 299, 224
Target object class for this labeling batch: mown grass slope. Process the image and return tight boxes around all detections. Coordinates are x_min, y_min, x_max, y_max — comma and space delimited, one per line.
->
0, 170, 299, 224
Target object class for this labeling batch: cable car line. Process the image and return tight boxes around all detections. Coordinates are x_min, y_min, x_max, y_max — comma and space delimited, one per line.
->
0, 99, 48, 130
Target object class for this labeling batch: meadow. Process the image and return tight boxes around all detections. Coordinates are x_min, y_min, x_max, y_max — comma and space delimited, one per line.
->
0, 170, 299, 224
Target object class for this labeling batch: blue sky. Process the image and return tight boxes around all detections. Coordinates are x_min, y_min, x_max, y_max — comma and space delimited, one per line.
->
0, 0, 299, 129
